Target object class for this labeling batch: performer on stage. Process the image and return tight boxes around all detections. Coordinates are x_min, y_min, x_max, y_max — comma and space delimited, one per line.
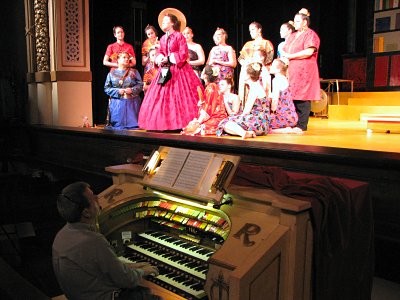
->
182, 26, 205, 77
141, 25, 160, 73
217, 63, 270, 139
104, 52, 143, 130
143, 46, 159, 93
138, 8, 203, 131
268, 58, 300, 133
253, 49, 272, 95
277, 21, 295, 58
219, 75, 240, 116
238, 22, 274, 104
103, 26, 136, 69
181, 65, 227, 136
281, 8, 320, 131
206, 28, 237, 82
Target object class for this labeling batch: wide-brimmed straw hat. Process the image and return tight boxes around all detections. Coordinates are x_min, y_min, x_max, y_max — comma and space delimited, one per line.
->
158, 8, 186, 32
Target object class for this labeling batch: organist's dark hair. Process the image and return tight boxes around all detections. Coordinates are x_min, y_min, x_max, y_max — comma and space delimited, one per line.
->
57, 182, 90, 223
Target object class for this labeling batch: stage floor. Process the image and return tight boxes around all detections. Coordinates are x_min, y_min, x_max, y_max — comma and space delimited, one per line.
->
259, 117, 400, 153
120, 117, 400, 154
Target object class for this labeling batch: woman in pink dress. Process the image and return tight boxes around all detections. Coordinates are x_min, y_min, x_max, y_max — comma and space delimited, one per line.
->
181, 65, 227, 136
281, 8, 320, 131
138, 8, 203, 131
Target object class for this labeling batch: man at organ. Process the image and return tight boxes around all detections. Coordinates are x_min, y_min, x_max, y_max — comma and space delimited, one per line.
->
52, 181, 160, 300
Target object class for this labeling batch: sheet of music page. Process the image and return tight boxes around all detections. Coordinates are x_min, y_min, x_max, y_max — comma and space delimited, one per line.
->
173, 150, 214, 192
150, 148, 189, 187
149, 148, 214, 193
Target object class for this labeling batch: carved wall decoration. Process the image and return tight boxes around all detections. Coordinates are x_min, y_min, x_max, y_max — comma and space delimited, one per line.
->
61, 0, 86, 67
34, 0, 50, 71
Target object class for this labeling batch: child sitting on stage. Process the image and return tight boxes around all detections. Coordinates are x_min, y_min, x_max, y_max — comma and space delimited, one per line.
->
217, 63, 270, 139
181, 65, 227, 136
219, 75, 241, 116
253, 49, 271, 95
268, 58, 301, 133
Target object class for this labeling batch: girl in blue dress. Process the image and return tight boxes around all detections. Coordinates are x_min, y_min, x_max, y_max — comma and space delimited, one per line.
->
104, 52, 143, 130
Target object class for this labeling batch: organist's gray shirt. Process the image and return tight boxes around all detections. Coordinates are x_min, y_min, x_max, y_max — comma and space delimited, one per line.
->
52, 222, 144, 300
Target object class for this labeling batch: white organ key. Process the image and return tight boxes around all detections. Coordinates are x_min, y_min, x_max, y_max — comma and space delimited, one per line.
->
119, 255, 206, 299
139, 232, 214, 261
153, 274, 206, 299
127, 244, 206, 279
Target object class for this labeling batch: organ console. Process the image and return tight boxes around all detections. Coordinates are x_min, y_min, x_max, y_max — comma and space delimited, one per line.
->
97, 146, 313, 300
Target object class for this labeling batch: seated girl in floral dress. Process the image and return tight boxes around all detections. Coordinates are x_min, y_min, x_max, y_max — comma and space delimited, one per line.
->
268, 58, 301, 133
217, 63, 270, 139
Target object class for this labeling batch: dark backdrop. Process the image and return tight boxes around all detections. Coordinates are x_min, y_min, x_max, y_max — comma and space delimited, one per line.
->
90, 0, 368, 125
0, 0, 368, 125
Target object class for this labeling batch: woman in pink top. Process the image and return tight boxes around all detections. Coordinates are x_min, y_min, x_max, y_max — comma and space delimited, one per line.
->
281, 8, 320, 131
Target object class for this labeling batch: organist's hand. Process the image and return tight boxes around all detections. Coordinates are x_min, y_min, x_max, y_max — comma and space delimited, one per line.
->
126, 262, 151, 269
141, 265, 159, 277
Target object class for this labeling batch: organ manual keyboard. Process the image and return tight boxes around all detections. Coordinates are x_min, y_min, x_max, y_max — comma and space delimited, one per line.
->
97, 146, 313, 300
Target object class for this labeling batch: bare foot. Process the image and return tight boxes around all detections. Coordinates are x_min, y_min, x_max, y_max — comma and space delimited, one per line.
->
271, 127, 294, 134
241, 131, 256, 139
292, 127, 304, 134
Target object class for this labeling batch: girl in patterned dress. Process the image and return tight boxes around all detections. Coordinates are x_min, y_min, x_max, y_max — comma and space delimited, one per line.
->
269, 58, 301, 134
217, 63, 270, 139
206, 28, 237, 82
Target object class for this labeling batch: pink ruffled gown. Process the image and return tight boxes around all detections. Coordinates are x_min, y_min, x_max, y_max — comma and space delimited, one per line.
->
138, 31, 203, 130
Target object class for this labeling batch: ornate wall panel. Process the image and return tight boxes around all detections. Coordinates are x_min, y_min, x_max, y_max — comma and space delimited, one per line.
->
60, 0, 86, 67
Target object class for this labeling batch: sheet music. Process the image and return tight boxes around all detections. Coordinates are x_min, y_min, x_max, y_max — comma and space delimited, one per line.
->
144, 147, 240, 201
151, 148, 190, 187
174, 151, 214, 192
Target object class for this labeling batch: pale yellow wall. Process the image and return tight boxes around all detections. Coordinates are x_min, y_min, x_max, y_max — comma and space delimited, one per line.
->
52, 81, 92, 127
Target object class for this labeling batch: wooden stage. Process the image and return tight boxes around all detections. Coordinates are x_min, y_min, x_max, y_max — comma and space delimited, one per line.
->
96, 117, 400, 155
262, 117, 400, 153
15, 117, 400, 283
166, 117, 399, 153
89, 116, 400, 153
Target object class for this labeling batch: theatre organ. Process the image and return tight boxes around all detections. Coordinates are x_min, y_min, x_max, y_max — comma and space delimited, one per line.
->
97, 147, 313, 300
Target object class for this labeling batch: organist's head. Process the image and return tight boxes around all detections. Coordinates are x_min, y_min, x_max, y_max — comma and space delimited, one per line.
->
57, 182, 100, 224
